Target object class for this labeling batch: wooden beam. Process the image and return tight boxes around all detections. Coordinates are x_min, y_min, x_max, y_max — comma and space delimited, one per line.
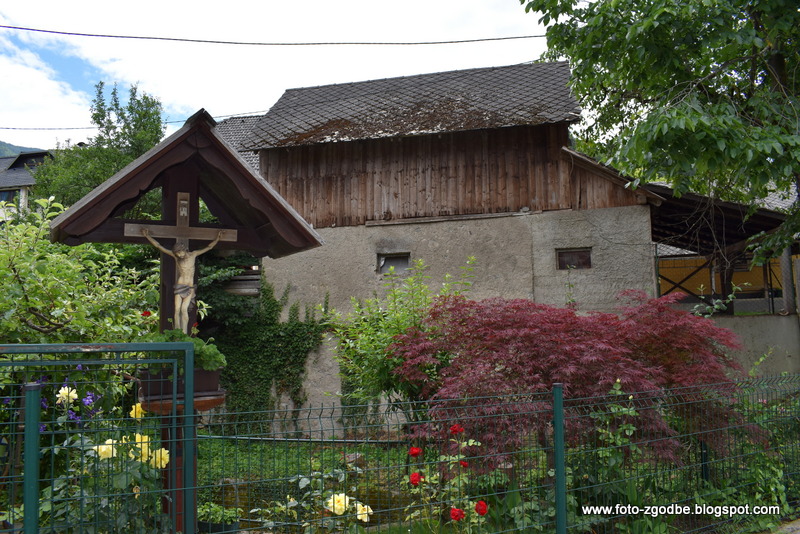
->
123, 224, 237, 242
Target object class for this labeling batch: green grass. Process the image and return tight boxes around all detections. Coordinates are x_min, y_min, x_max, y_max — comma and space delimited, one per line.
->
196, 430, 412, 527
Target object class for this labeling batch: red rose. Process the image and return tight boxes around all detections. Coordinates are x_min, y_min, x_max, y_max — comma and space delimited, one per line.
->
450, 424, 465, 435
141, 311, 152, 317
459, 460, 468, 468
409, 472, 424, 486
409, 446, 423, 458
475, 500, 488, 516
450, 507, 465, 521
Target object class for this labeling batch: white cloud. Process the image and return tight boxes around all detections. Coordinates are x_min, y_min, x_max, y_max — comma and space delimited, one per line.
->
0, 35, 94, 148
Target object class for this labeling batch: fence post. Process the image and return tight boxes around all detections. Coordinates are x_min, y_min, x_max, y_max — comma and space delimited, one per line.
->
700, 441, 710, 482
553, 383, 567, 534
183, 344, 196, 534
23, 383, 42, 534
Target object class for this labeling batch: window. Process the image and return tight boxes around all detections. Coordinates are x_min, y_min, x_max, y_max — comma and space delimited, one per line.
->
557, 248, 592, 270
377, 253, 411, 275
0, 190, 18, 203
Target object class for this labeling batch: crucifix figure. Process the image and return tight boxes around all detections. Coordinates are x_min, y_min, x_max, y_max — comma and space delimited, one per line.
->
125, 192, 237, 333
141, 227, 221, 333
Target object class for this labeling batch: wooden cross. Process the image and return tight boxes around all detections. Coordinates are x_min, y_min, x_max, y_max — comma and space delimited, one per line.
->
123, 192, 238, 333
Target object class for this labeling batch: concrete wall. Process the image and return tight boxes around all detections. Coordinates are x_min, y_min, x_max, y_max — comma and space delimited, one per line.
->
263, 205, 656, 402
531, 206, 656, 311
265, 205, 655, 313
712, 315, 800, 375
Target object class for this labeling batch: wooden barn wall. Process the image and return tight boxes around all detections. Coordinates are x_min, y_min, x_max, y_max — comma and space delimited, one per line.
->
260, 124, 643, 229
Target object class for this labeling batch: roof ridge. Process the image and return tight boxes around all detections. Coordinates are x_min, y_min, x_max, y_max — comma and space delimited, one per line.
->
280, 60, 565, 94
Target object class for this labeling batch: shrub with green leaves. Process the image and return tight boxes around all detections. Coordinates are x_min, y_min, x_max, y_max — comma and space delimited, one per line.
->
0, 198, 159, 344
328, 257, 475, 406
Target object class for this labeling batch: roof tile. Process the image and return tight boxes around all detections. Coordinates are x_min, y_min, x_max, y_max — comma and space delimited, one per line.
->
241, 61, 580, 150
215, 115, 262, 170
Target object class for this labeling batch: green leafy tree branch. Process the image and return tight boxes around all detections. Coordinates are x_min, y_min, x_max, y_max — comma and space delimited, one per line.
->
520, 0, 800, 259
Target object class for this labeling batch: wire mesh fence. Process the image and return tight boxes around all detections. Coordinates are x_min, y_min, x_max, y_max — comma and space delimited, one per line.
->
0, 343, 195, 534
1, 344, 799, 533
193, 376, 800, 533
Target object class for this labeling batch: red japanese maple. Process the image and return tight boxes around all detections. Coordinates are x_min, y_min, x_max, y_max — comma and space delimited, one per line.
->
390, 292, 745, 461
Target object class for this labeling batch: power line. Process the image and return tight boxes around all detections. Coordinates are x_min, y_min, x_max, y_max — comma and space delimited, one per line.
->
0, 25, 549, 132
0, 126, 96, 131
0, 24, 545, 47
0, 112, 271, 132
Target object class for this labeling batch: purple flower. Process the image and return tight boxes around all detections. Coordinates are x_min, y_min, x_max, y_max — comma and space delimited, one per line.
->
82, 392, 97, 406
40, 398, 49, 410
2, 397, 10, 405
67, 409, 81, 422
39, 424, 47, 432
76, 364, 83, 371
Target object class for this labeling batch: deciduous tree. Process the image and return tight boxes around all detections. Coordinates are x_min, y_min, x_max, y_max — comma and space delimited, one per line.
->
520, 0, 800, 257
392, 292, 744, 460
0, 198, 158, 343
34, 82, 165, 214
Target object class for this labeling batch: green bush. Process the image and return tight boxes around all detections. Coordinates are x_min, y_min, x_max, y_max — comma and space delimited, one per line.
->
197, 502, 242, 524
328, 257, 475, 408
0, 198, 158, 344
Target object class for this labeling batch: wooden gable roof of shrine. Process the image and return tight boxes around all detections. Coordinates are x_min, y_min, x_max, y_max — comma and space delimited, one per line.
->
50, 110, 322, 258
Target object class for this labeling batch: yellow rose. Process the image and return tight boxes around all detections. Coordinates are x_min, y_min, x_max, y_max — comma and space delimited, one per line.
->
129, 403, 146, 419
325, 493, 350, 515
148, 448, 170, 469
94, 439, 117, 459
56, 386, 78, 405
128, 433, 151, 461
356, 502, 373, 522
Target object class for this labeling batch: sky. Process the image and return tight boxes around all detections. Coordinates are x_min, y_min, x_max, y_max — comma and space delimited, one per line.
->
0, 1, 550, 150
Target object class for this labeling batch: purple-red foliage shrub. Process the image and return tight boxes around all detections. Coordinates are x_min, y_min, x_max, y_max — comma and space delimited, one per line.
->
391, 291, 745, 462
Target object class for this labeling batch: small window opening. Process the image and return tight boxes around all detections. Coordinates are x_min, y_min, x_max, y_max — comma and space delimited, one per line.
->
378, 253, 411, 275
557, 248, 592, 270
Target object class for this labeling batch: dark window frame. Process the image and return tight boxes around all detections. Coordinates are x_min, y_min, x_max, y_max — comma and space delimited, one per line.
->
556, 248, 592, 270
377, 252, 411, 275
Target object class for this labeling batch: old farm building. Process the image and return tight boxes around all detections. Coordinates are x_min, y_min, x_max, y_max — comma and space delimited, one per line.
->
218, 62, 797, 401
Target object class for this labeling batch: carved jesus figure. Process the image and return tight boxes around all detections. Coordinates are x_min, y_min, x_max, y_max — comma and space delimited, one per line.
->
141, 228, 222, 333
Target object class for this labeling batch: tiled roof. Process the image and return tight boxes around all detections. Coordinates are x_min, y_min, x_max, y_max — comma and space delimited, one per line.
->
760, 191, 794, 212
215, 115, 262, 170
0, 151, 49, 189
240, 61, 581, 150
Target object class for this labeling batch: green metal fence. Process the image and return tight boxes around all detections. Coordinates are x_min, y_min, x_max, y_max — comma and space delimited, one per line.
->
191, 378, 800, 534
1, 343, 799, 533
0, 342, 196, 534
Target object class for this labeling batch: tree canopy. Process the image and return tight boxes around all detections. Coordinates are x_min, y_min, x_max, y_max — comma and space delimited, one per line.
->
521, 0, 800, 257
34, 82, 165, 214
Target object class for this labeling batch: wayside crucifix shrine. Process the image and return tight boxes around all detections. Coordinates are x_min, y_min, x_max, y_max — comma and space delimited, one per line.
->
49, 109, 322, 532
51, 109, 321, 333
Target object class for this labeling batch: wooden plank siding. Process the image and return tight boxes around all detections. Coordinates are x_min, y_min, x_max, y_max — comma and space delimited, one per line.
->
260, 124, 644, 229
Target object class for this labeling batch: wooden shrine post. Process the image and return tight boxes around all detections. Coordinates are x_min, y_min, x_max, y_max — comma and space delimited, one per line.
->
124, 191, 237, 531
